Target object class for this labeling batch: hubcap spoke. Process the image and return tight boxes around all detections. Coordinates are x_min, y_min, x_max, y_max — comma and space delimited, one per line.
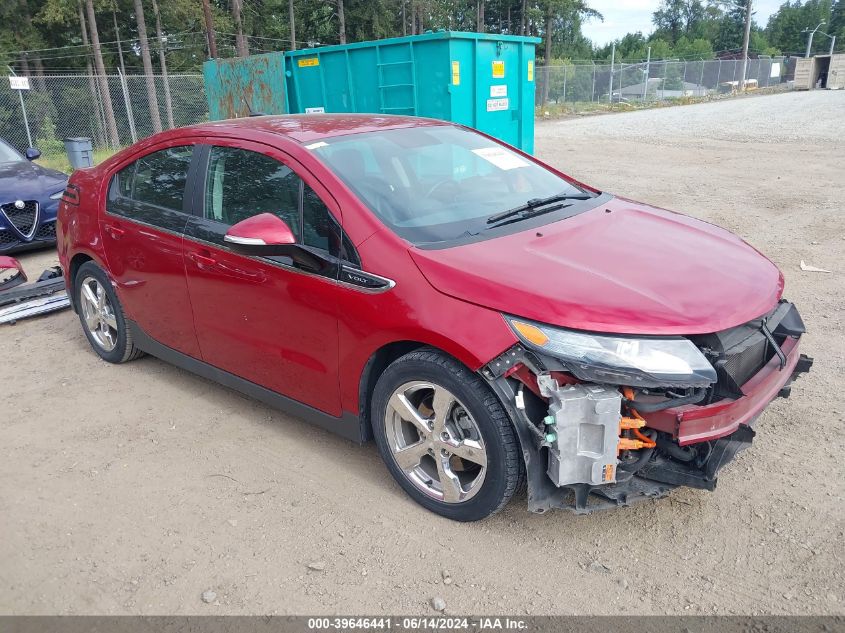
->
84, 311, 99, 330
103, 312, 118, 330
393, 441, 428, 472
101, 325, 115, 347
388, 392, 431, 437
441, 438, 487, 469
96, 283, 106, 309
436, 451, 463, 503
81, 283, 98, 310
430, 387, 454, 436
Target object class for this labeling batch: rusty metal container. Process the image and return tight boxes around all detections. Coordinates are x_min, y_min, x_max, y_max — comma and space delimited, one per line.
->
203, 52, 287, 120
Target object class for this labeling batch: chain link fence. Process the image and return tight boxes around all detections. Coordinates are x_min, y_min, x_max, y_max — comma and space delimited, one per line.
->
535, 56, 793, 107
0, 74, 207, 165
0, 57, 797, 166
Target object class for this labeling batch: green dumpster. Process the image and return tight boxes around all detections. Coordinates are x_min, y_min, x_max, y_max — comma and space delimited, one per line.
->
284, 31, 540, 153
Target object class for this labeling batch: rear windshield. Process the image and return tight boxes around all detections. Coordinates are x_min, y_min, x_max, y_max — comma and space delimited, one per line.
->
311, 126, 592, 245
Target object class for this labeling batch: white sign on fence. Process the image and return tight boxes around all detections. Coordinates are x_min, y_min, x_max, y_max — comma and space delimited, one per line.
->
8, 76, 30, 90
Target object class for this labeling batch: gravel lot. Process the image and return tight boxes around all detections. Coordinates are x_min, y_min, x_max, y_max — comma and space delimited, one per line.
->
1, 90, 843, 616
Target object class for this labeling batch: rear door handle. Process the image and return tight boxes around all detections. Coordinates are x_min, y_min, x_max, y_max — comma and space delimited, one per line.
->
103, 223, 125, 239
188, 251, 217, 268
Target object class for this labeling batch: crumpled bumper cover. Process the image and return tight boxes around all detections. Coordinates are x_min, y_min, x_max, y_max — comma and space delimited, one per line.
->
0, 255, 26, 291
645, 336, 812, 446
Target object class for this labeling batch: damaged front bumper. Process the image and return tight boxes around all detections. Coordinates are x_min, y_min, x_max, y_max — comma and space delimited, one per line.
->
482, 301, 812, 515
0, 263, 70, 325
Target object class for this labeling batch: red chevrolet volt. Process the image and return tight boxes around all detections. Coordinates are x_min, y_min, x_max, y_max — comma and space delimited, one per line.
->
57, 115, 811, 521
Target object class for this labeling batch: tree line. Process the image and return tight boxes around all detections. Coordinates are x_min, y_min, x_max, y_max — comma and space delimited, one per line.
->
1, 0, 843, 146
2, 0, 844, 76
593, 0, 844, 65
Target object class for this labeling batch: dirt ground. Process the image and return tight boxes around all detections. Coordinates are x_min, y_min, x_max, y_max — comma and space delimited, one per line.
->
1, 90, 843, 616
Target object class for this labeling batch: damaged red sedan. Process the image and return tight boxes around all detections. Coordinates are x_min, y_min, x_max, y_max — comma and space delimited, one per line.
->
57, 115, 811, 521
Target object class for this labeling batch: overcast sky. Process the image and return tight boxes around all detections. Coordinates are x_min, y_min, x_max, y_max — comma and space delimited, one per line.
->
581, 0, 787, 46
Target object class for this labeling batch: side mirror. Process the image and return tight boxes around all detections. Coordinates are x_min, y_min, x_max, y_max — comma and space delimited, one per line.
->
25, 148, 41, 161
224, 213, 327, 272
224, 213, 296, 255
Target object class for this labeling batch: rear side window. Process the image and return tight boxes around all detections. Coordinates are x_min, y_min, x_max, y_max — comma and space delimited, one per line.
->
109, 146, 193, 213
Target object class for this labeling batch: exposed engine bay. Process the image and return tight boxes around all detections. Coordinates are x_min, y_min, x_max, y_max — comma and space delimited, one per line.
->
482, 300, 813, 514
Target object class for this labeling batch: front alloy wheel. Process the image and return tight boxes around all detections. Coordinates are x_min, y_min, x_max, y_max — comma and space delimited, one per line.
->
372, 348, 523, 521
385, 381, 488, 503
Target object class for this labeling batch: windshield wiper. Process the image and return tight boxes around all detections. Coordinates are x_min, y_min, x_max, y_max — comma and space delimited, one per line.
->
485, 192, 594, 227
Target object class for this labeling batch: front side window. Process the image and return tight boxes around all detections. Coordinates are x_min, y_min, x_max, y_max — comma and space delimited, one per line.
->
204, 146, 357, 264
205, 146, 301, 233
313, 126, 596, 245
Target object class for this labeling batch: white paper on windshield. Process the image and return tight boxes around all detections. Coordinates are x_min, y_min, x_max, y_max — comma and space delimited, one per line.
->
305, 141, 328, 150
472, 147, 529, 171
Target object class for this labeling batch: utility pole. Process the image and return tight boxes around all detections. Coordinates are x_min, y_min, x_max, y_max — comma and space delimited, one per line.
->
201, 0, 217, 58
739, 0, 752, 91
113, 8, 127, 74
608, 42, 615, 104
804, 21, 826, 57
289, 0, 297, 51
151, 0, 174, 129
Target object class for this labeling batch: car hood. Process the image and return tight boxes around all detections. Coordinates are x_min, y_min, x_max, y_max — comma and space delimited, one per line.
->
410, 197, 783, 336
0, 160, 67, 202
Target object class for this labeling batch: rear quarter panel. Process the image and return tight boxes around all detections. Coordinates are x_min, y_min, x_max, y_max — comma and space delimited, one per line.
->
57, 167, 110, 294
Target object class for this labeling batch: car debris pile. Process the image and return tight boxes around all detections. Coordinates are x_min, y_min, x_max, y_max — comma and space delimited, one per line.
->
0, 256, 70, 325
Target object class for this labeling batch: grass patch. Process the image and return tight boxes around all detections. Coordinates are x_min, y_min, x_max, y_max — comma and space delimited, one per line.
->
35, 147, 121, 174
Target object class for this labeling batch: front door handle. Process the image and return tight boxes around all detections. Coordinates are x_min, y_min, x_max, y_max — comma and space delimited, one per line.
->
188, 251, 217, 268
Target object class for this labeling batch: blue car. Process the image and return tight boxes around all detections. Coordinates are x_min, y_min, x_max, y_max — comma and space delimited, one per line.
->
0, 138, 68, 253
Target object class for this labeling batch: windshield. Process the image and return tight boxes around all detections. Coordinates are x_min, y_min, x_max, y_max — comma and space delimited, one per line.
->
0, 140, 24, 164
312, 126, 594, 244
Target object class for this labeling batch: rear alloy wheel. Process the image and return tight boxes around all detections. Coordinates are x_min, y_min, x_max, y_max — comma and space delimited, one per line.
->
79, 276, 118, 352
74, 261, 143, 364
372, 348, 523, 521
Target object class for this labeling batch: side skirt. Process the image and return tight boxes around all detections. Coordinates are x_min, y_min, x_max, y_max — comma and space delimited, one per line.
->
127, 320, 365, 444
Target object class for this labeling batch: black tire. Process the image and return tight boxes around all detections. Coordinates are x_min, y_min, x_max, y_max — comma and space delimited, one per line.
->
371, 348, 523, 521
74, 261, 144, 364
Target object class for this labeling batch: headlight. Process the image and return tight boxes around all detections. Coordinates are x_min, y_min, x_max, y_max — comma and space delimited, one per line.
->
49, 189, 65, 200
506, 316, 717, 388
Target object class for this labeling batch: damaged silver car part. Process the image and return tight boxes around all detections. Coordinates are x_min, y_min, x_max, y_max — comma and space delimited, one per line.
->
0, 265, 70, 325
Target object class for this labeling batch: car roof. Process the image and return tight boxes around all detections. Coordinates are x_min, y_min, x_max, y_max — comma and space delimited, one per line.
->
181, 114, 451, 144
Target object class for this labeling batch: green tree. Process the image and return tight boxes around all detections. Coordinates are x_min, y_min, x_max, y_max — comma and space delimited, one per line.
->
673, 35, 714, 57
652, 0, 707, 43
766, 0, 833, 55
831, 0, 845, 39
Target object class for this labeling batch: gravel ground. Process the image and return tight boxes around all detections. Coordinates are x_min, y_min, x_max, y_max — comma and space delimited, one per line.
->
1, 90, 843, 616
